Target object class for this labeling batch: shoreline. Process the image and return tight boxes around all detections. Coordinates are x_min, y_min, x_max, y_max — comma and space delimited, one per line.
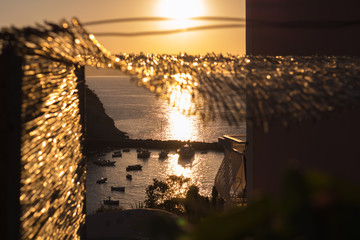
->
84, 84, 224, 154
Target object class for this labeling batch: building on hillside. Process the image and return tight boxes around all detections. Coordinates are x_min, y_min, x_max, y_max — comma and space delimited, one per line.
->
215, 55, 360, 203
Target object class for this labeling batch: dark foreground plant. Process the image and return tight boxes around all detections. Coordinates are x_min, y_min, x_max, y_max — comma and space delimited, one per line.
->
190, 168, 360, 240
144, 175, 225, 222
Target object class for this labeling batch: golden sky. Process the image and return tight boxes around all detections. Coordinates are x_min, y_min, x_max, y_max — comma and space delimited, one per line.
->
0, 0, 245, 55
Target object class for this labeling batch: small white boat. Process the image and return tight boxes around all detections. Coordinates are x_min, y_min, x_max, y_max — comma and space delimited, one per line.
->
96, 177, 107, 184
103, 196, 119, 205
111, 186, 125, 192
177, 144, 195, 159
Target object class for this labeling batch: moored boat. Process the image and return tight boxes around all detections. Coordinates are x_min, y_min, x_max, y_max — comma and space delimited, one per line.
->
96, 177, 107, 184
177, 144, 195, 159
112, 151, 122, 158
159, 150, 168, 159
137, 149, 151, 158
103, 196, 119, 205
126, 164, 143, 171
111, 186, 125, 192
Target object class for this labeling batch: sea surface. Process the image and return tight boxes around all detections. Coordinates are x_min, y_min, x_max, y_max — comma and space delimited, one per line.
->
86, 75, 245, 142
85, 75, 245, 214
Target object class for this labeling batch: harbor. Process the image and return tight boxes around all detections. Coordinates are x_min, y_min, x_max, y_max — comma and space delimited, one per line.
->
86, 148, 224, 214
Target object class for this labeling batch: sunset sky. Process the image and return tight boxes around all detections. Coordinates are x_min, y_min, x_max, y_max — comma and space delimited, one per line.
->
0, 0, 246, 55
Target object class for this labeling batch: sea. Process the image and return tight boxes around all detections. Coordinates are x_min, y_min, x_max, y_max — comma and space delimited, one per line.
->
85, 74, 246, 214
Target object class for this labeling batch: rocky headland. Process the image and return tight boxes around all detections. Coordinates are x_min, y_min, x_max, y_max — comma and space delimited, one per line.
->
84, 85, 223, 152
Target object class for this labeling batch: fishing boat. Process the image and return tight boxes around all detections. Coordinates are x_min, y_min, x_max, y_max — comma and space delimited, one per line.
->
137, 149, 151, 158
177, 144, 195, 159
112, 151, 122, 158
126, 164, 142, 171
96, 177, 107, 184
159, 150, 168, 159
111, 186, 125, 192
93, 159, 116, 166
103, 196, 119, 205
126, 174, 132, 180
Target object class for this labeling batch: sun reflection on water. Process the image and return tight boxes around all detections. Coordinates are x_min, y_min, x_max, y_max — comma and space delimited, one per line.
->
165, 109, 197, 141
164, 154, 196, 197
165, 154, 192, 178
162, 72, 201, 141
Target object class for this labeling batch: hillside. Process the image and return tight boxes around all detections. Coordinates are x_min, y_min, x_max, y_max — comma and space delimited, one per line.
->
84, 85, 223, 152
85, 85, 128, 145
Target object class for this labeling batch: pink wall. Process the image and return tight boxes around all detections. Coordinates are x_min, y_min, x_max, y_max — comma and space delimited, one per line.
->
251, 107, 360, 196
246, 0, 360, 56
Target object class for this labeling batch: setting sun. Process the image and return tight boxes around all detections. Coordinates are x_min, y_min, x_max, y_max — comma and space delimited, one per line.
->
157, 0, 205, 20
157, 0, 206, 28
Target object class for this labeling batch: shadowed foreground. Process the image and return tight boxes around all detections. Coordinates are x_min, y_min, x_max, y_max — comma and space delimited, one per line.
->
86, 209, 189, 240
87, 169, 360, 239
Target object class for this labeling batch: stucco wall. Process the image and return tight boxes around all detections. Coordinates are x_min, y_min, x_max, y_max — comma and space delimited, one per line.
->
246, 0, 360, 56
250, 107, 360, 196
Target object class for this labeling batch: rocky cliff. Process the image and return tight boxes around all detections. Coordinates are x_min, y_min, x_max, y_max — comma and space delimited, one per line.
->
84, 85, 222, 151
85, 85, 128, 145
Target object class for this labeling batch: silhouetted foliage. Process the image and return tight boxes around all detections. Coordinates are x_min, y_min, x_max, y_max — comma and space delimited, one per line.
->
94, 205, 123, 214
183, 185, 212, 223
144, 175, 225, 223
190, 169, 360, 240
144, 178, 170, 209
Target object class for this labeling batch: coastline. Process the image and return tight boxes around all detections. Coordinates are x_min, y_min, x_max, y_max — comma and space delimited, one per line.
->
84, 84, 224, 153
85, 138, 223, 152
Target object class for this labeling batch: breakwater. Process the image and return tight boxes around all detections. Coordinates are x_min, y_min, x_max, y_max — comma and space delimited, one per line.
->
86, 138, 223, 152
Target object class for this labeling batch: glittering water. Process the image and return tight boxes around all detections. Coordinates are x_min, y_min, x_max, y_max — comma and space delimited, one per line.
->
85, 75, 245, 214
86, 149, 224, 214
86, 75, 245, 142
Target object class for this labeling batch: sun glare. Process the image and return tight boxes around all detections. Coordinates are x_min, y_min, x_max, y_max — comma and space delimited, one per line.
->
166, 109, 196, 141
166, 154, 192, 177
157, 0, 206, 28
